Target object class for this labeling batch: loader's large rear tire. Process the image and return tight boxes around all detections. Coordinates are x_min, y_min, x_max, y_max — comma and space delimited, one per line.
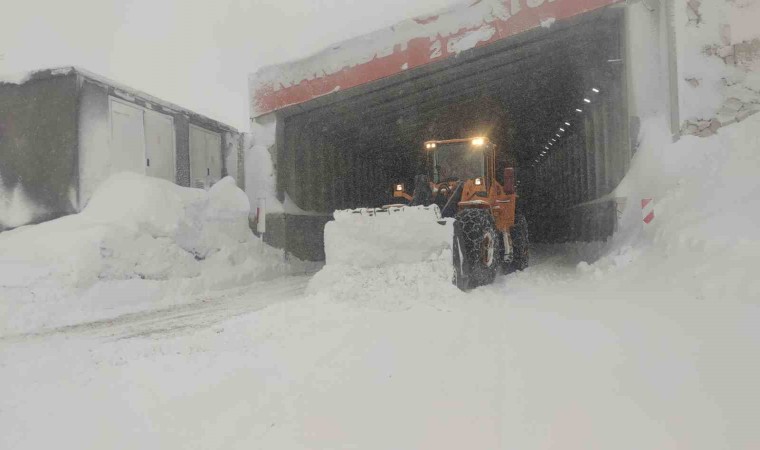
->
510, 214, 530, 272
453, 209, 500, 290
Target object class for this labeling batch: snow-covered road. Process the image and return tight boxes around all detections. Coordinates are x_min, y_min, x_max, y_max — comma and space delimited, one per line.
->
1, 275, 311, 342
2, 246, 758, 450
2, 115, 760, 449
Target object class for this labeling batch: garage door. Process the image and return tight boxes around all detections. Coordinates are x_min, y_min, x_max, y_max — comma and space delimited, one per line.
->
144, 110, 176, 182
109, 97, 177, 183
110, 99, 146, 175
189, 124, 222, 188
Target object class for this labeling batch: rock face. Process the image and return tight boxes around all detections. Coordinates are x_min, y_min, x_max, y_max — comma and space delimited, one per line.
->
679, 0, 760, 137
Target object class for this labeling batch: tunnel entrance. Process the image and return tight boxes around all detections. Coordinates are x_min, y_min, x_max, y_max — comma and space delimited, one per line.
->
269, 6, 628, 260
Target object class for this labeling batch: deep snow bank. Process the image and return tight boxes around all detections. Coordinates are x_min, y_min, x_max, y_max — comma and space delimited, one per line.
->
606, 113, 760, 299
324, 206, 453, 268
0, 173, 313, 334
502, 113, 760, 303
312, 205, 460, 308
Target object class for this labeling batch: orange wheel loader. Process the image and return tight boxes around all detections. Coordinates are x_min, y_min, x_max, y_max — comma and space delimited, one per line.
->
391, 137, 529, 290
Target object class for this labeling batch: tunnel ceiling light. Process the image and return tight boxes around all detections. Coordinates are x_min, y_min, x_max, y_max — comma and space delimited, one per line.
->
565, 122, 571, 126
559, 127, 565, 132
551, 139, 556, 143
576, 108, 583, 113
556, 133, 561, 137
592, 88, 600, 93
544, 146, 549, 150
584, 98, 591, 103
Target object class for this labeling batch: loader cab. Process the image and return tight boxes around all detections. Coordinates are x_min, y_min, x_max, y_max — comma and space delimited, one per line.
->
425, 138, 496, 187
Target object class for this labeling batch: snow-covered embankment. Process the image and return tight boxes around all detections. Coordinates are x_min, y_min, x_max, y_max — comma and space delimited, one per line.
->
0, 173, 311, 335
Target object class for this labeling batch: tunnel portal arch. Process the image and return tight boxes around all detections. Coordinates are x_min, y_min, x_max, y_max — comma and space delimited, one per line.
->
253, 3, 631, 260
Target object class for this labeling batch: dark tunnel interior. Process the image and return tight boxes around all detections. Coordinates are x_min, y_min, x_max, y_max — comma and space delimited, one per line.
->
274, 6, 630, 246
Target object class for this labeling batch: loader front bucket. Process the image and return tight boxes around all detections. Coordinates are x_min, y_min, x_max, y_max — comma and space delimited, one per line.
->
324, 205, 454, 268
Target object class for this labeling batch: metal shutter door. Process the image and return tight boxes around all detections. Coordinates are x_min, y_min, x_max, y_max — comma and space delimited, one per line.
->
144, 110, 176, 182
110, 99, 146, 175
205, 130, 222, 183
189, 125, 222, 188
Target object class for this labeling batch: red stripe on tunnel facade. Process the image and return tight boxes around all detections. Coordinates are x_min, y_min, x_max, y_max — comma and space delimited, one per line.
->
252, 0, 623, 117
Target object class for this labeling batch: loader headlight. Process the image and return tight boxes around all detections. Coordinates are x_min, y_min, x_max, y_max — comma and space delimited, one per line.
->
471, 137, 485, 146
395, 183, 404, 192
474, 177, 483, 186
424, 142, 437, 149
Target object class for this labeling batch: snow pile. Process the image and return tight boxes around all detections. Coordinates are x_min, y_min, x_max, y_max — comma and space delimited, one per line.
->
244, 118, 284, 215
517, 113, 760, 302
0, 173, 311, 334
244, 118, 326, 217
606, 113, 760, 299
309, 251, 461, 309
310, 205, 460, 307
0, 71, 33, 85
325, 206, 452, 267
0, 177, 46, 230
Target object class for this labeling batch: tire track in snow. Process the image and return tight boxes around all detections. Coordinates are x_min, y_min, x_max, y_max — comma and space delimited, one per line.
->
0, 275, 312, 343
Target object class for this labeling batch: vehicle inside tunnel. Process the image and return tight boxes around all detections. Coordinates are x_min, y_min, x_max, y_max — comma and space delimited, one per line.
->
270, 5, 629, 258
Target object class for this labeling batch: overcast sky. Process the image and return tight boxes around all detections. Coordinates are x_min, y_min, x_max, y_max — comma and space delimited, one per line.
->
1, 0, 460, 130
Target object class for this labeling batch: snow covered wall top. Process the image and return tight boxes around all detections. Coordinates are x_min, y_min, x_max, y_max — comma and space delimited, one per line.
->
249, 0, 623, 118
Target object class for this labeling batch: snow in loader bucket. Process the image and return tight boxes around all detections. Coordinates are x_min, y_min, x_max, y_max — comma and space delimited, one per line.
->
324, 205, 454, 269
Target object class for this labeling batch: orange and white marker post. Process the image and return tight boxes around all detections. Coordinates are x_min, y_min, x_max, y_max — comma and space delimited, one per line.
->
641, 198, 655, 225
256, 198, 266, 234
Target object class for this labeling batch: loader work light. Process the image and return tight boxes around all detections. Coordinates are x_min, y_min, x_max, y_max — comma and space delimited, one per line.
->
474, 177, 483, 186
471, 137, 485, 146
395, 183, 404, 192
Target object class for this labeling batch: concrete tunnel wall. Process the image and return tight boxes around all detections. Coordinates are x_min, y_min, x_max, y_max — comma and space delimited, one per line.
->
256, 5, 644, 261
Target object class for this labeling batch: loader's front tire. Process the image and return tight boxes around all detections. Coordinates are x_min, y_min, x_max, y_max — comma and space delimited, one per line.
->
452, 209, 499, 290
